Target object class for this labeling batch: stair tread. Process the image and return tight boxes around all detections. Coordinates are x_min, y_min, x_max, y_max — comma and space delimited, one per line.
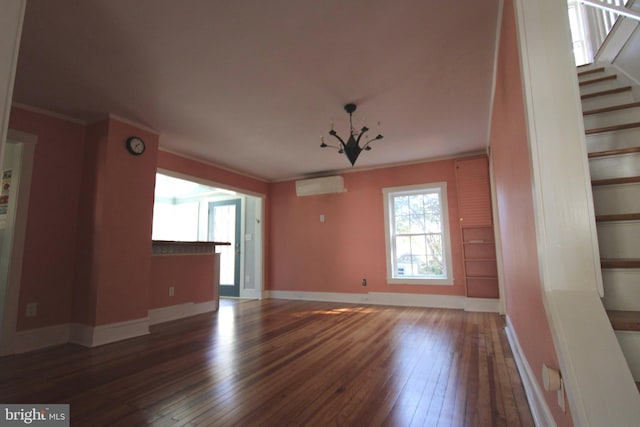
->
601, 259, 640, 268
588, 146, 640, 158
583, 102, 640, 116
607, 310, 640, 331
592, 176, 640, 186
577, 66, 604, 76
581, 86, 632, 100
596, 213, 640, 222
579, 74, 617, 86
586, 122, 640, 135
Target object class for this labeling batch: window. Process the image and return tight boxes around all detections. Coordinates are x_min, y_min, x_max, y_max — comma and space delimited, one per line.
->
383, 182, 453, 285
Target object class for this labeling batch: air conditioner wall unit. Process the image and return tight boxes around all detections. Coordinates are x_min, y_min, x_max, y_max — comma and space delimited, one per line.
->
295, 176, 346, 197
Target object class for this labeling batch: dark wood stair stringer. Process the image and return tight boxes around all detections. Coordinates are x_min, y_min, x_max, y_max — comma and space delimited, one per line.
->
596, 213, 640, 222
586, 122, 640, 135
607, 310, 640, 332
592, 176, 640, 186
583, 101, 640, 116
579, 74, 617, 87
601, 259, 640, 269
588, 146, 640, 158
581, 86, 632, 100
578, 66, 605, 77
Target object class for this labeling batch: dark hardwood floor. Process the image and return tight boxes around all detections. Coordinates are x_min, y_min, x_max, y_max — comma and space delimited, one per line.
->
0, 299, 534, 426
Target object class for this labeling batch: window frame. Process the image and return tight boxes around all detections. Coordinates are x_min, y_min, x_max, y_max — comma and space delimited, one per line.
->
382, 182, 454, 285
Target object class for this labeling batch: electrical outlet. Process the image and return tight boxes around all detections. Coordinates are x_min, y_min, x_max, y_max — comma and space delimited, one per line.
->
169, 286, 175, 297
362, 278, 367, 286
26, 302, 37, 317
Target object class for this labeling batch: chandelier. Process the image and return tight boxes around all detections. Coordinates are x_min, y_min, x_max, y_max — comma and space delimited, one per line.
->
320, 103, 383, 166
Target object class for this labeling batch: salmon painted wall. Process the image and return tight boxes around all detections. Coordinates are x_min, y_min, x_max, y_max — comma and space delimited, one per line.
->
150, 254, 216, 308
9, 107, 85, 331
269, 160, 465, 295
157, 150, 269, 196
489, 0, 572, 425
90, 118, 159, 325
72, 120, 106, 324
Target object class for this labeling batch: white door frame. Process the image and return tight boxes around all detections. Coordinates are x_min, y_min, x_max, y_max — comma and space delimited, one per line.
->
0, 129, 37, 356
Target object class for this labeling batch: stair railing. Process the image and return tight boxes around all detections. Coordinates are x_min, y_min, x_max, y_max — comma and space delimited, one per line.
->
576, 0, 639, 63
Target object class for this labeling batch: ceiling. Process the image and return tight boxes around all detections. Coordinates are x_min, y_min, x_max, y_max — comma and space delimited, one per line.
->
13, 0, 501, 182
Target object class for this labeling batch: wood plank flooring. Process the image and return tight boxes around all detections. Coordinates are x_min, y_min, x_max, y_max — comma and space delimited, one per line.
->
0, 299, 534, 426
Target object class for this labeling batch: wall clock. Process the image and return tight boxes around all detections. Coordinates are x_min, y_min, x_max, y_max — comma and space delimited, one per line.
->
125, 136, 146, 156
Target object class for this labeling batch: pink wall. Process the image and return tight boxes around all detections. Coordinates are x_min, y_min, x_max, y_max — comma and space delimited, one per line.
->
157, 150, 269, 196
90, 119, 159, 325
72, 120, 106, 324
9, 107, 86, 331
269, 160, 466, 295
150, 254, 216, 308
489, 0, 572, 424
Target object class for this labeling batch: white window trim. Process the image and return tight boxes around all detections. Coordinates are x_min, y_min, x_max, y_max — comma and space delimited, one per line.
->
382, 182, 454, 285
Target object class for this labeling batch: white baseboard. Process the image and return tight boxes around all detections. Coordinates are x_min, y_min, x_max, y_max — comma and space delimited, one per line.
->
240, 288, 263, 299
505, 316, 556, 427
148, 301, 218, 326
69, 317, 150, 348
266, 290, 500, 312
464, 297, 502, 312
69, 323, 93, 347
14, 324, 70, 354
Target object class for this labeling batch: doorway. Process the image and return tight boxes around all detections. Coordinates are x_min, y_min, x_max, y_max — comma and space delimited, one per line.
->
209, 199, 241, 297
152, 171, 264, 300
0, 131, 36, 355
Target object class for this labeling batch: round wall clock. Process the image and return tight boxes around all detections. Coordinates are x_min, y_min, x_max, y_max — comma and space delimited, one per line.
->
125, 136, 146, 156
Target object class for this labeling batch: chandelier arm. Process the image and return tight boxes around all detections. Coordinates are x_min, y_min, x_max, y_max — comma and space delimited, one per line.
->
361, 134, 384, 150
354, 127, 369, 146
321, 143, 341, 150
329, 131, 347, 148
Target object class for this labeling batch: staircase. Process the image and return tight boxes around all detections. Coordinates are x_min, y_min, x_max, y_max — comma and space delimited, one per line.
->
578, 63, 640, 391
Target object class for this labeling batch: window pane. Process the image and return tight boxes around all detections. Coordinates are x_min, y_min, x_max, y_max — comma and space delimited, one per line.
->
410, 214, 426, 233
394, 196, 409, 216
395, 214, 410, 233
411, 235, 426, 256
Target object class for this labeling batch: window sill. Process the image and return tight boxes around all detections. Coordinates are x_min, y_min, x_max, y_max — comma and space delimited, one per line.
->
387, 277, 454, 286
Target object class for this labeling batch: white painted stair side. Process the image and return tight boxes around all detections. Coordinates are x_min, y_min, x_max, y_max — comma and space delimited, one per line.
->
583, 106, 640, 129
581, 90, 635, 110
592, 183, 640, 215
586, 126, 640, 152
601, 269, 640, 311
589, 152, 640, 180
616, 331, 640, 381
597, 221, 640, 259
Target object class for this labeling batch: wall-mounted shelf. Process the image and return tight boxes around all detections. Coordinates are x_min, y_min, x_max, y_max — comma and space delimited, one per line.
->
461, 225, 499, 298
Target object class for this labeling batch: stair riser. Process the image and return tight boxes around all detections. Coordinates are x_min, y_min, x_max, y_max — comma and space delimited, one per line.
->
586, 127, 640, 152
579, 78, 619, 94
582, 91, 635, 110
578, 68, 606, 81
589, 153, 640, 180
602, 269, 640, 311
593, 183, 640, 215
616, 331, 640, 381
597, 221, 640, 258
583, 107, 640, 130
